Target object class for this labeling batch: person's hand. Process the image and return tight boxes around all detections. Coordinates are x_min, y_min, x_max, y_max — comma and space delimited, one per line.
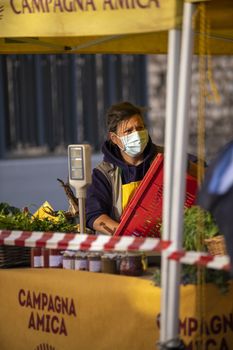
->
93, 214, 119, 235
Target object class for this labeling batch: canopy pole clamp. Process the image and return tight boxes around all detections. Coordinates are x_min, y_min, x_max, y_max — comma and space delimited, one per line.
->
157, 338, 186, 350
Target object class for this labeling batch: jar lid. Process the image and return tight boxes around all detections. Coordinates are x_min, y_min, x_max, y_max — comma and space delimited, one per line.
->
122, 252, 142, 257
75, 251, 87, 258
63, 250, 76, 257
87, 253, 101, 258
101, 253, 116, 260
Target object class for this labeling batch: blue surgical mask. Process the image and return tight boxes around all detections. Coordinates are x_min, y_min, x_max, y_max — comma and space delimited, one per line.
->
117, 129, 149, 157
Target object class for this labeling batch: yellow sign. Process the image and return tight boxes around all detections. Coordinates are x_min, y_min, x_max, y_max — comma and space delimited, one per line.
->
0, 0, 181, 37
0, 0, 232, 54
33, 201, 58, 222
0, 268, 233, 350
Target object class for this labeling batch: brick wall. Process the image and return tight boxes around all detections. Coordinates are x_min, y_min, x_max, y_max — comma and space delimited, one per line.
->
147, 55, 233, 163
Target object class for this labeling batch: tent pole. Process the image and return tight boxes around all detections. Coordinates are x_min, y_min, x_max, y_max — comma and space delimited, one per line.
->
167, 2, 195, 345
160, 28, 181, 343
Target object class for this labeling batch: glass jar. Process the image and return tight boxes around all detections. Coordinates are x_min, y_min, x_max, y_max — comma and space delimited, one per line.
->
115, 254, 122, 274
62, 251, 75, 269
119, 253, 144, 276
42, 248, 50, 268
49, 249, 63, 268
31, 247, 42, 268
75, 252, 88, 271
101, 254, 117, 274
88, 253, 101, 272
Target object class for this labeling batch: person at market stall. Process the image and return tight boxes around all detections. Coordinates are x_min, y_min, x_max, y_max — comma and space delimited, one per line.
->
86, 101, 199, 235
198, 139, 233, 278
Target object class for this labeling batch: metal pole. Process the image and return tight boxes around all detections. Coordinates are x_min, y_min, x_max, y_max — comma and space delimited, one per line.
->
78, 197, 86, 234
167, 2, 195, 344
160, 28, 181, 343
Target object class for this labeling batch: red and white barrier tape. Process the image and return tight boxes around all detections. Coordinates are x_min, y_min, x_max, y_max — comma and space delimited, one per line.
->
166, 249, 230, 271
0, 230, 170, 252
0, 230, 231, 271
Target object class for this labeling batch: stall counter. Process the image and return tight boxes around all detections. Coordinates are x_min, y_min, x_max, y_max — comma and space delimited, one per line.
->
0, 268, 232, 350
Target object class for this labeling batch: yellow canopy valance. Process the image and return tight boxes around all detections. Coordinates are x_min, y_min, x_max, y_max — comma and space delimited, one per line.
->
0, 0, 232, 54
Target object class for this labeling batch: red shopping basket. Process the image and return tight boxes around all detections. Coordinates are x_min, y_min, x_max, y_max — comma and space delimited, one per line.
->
114, 153, 197, 238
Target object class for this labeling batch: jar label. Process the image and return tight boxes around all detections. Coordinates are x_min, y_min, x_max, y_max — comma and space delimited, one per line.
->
62, 259, 74, 270
33, 256, 42, 268
49, 255, 62, 267
89, 260, 101, 272
75, 259, 88, 270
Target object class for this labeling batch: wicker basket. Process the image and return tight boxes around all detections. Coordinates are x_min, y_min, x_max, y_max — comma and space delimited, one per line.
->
0, 246, 31, 268
204, 235, 227, 256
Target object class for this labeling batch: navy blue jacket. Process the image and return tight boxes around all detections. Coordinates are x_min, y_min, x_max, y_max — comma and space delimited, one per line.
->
198, 140, 233, 277
86, 137, 160, 229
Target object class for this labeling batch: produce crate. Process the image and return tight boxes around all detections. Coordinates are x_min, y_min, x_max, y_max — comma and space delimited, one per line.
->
0, 246, 31, 268
115, 153, 198, 238
204, 235, 227, 256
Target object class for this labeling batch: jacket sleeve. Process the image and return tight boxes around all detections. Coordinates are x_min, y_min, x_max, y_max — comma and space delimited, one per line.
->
86, 168, 113, 230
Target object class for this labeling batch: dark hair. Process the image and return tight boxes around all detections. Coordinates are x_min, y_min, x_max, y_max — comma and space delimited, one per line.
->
106, 101, 145, 133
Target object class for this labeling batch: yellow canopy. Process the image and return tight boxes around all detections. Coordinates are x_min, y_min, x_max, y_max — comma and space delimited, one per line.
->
0, 0, 232, 54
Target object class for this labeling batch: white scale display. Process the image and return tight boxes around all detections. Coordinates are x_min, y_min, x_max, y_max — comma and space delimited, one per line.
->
68, 144, 92, 233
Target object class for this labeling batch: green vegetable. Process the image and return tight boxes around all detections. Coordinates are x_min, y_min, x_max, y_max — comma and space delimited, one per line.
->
0, 202, 21, 215
0, 203, 79, 233
182, 205, 230, 294
183, 205, 219, 251
153, 205, 231, 294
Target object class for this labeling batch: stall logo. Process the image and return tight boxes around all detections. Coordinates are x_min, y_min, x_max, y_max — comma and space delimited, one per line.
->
0, 4, 4, 20
34, 343, 56, 350
156, 313, 233, 350
18, 289, 77, 336
10, 0, 160, 14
